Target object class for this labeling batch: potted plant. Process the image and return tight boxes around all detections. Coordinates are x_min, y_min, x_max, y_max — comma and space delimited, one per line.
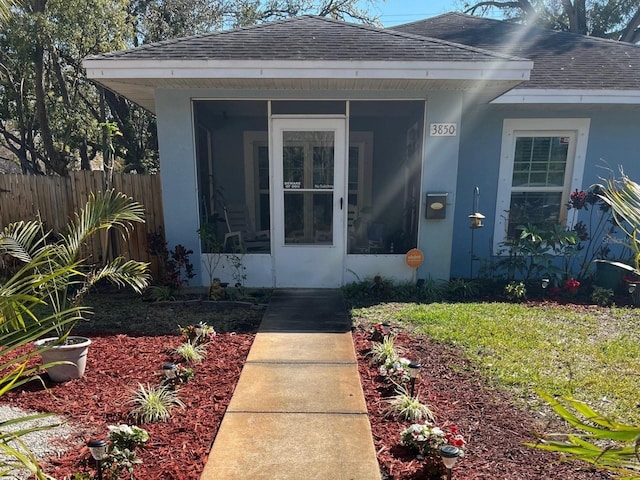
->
2, 190, 150, 382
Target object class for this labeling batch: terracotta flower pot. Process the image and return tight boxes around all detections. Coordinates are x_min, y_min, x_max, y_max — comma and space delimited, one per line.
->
34, 336, 92, 382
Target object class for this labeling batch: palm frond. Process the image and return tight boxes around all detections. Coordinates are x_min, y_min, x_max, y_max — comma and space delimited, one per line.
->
527, 391, 640, 475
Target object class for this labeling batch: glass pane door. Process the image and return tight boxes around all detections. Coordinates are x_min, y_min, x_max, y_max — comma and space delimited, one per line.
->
282, 131, 335, 245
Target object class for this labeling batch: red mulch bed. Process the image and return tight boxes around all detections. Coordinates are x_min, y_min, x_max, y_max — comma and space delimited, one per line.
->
2, 333, 254, 480
354, 328, 612, 480
2, 327, 613, 479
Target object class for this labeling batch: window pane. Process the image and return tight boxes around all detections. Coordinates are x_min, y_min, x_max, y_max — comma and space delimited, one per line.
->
258, 146, 269, 190
512, 136, 568, 187
284, 193, 304, 242
313, 146, 334, 188
283, 146, 304, 189
348, 147, 359, 191
507, 191, 563, 237
313, 193, 333, 244
259, 193, 270, 231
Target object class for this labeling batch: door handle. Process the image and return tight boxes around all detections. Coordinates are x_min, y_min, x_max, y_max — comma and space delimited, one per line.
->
340, 197, 343, 210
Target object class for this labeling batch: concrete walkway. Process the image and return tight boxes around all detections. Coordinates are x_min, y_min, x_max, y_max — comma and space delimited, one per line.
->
201, 289, 381, 480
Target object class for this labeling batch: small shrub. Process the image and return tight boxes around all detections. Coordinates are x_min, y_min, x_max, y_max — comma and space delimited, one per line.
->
178, 322, 217, 345
172, 341, 207, 364
591, 286, 614, 306
504, 281, 527, 302
401, 423, 466, 458
146, 285, 174, 302
370, 323, 395, 342
146, 230, 195, 290
107, 424, 150, 451
129, 383, 185, 423
176, 365, 195, 383
444, 278, 480, 300
386, 387, 435, 422
369, 336, 398, 365
419, 277, 445, 303
379, 357, 411, 386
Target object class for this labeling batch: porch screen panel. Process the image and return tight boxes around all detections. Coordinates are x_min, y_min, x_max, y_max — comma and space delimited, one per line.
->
348, 101, 424, 254
282, 131, 335, 245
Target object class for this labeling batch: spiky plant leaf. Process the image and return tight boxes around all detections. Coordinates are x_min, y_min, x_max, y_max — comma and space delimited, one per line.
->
129, 383, 185, 423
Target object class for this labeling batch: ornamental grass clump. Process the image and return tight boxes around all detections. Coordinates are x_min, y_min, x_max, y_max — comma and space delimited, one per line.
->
386, 387, 435, 422
172, 341, 207, 364
129, 383, 185, 423
370, 336, 398, 365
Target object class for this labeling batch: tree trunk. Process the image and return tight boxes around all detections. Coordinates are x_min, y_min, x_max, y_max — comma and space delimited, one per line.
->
562, 0, 587, 35
32, 0, 68, 176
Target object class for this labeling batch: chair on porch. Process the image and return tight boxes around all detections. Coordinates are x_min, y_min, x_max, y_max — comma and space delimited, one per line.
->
223, 204, 270, 252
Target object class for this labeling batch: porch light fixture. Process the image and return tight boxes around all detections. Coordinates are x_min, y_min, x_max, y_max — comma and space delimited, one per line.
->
162, 363, 177, 380
87, 438, 108, 480
628, 283, 637, 295
468, 212, 485, 229
439, 445, 461, 480
408, 362, 421, 397
541, 278, 549, 289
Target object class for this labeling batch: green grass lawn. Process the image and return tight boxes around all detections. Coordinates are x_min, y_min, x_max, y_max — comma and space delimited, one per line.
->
351, 302, 640, 424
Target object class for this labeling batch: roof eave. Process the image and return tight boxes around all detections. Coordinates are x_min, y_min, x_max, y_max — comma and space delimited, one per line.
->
83, 59, 532, 82
492, 88, 640, 104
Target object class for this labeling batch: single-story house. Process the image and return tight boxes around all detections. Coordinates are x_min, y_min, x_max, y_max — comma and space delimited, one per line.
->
83, 13, 640, 288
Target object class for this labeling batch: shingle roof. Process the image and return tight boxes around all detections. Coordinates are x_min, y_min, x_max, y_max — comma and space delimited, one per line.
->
392, 13, 640, 90
89, 15, 524, 63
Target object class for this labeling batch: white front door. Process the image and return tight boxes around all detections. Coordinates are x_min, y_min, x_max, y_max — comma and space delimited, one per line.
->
272, 118, 346, 288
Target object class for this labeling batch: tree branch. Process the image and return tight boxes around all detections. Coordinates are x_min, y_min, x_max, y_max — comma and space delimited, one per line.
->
620, 6, 640, 43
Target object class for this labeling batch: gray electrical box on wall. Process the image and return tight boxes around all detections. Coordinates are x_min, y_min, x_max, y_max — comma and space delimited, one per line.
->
426, 193, 448, 219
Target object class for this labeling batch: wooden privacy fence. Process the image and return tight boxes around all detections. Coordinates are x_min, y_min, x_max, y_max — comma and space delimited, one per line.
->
0, 171, 164, 278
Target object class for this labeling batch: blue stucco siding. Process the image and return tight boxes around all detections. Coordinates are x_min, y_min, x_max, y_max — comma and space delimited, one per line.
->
450, 103, 640, 279
156, 89, 203, 285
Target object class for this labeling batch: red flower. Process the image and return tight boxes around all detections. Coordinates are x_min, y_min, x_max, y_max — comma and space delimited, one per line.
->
563, 278, 580, 294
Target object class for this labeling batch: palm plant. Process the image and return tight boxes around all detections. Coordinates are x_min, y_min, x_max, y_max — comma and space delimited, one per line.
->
0, 190, 151, 478
1, 189, 150, 338
598, 170, 640, 275
527, 391, 640, 477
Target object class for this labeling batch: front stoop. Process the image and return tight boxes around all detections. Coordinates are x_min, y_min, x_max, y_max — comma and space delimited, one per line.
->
200, 290, 381, 480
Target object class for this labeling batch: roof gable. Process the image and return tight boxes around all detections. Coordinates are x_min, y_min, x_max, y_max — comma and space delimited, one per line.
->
393, 13, 640, 92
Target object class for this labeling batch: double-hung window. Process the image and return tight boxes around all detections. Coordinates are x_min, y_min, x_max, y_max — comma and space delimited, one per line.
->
493, 119, 590, 250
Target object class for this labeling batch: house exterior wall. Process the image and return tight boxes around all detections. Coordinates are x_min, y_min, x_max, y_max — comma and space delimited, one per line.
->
155, 89, 203, 285
450, 103, 640, 279
155, 88, 468, 287
418, 92, 463, 281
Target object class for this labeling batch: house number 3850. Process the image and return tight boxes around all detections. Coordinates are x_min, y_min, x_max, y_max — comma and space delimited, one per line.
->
430, 123, 457, 136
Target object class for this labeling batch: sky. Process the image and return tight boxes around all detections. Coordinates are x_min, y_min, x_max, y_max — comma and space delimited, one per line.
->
362, 0, 501, 27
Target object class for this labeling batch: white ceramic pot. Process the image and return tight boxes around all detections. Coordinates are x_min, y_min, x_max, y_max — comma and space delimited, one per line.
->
34, 336, 92, 382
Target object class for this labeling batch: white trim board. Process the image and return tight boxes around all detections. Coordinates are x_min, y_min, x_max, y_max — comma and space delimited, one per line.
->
493, 89, 640, 104
84, 59, 532, 82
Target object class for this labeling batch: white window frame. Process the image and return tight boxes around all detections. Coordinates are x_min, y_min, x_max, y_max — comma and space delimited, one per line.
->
493, 118, 590, 252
